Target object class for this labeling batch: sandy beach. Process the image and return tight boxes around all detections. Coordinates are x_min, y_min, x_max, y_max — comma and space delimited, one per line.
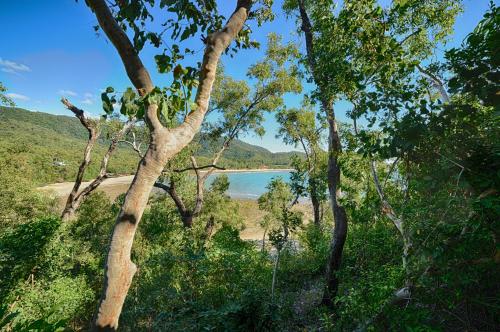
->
38, 168, 293, 198
38, 168, 310, 241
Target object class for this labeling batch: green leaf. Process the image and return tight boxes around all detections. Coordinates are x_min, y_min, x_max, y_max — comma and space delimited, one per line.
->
154, 54, 172, 73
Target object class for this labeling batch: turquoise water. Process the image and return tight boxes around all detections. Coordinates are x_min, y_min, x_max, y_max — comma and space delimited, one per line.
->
205, 171, 292, 200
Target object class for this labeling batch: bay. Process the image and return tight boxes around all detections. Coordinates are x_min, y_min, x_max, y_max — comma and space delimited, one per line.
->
205, 170, 293, 200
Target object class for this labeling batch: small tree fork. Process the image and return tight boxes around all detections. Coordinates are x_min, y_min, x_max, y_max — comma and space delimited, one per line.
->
153, 150, 227, 228
86, 0, 253, 329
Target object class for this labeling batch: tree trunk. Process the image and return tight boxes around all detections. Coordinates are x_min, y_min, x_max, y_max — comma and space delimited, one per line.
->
182, 213, 194, 228
295, 0, 349, 307
87, 0, 253, 329
94, 130, 171, 329
261, 228, 267, 252
311, 189, 321, 225
271, 249, 281, 301
321, 102, 348, 308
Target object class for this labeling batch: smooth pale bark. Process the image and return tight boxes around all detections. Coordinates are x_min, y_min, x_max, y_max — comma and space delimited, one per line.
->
87, 0, 253, 329
352, 117, 412, 280
154, 112, 241, 228
369, 160, 412, 274
296, 0, 349, 307
156, 65, 287, 227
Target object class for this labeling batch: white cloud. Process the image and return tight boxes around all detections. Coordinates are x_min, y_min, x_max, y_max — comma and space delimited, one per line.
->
81, 92, 95, 105
58, 89, 78, 97
6, 93, 30, 101
0, 58, 31, 74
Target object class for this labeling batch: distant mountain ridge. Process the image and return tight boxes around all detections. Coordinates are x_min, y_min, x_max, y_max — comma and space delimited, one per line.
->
0, 107, 301, 184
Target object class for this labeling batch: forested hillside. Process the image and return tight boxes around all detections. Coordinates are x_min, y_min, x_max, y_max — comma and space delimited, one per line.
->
0, 107, 299, 185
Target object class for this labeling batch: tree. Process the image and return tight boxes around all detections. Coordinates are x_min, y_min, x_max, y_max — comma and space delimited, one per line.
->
276, 102, 327, 225
59, 98, 136, 221
154, 34, 301, 228
447, 1, 499, 109
284, 0, 349, 307
285, 0, 460, 308
258, 178, 302, 300
83, 0, 271, 328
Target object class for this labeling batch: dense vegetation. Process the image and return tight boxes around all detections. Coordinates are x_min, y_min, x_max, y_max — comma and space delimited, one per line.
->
0, 107, 299, 185
0, 0, 498, 331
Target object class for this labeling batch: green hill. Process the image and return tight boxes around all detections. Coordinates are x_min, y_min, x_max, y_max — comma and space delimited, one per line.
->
0, 107, 300, 185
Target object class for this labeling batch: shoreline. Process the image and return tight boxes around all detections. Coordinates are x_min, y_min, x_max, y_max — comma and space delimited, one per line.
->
38, 168, 295, 197
201, 168, 293, 174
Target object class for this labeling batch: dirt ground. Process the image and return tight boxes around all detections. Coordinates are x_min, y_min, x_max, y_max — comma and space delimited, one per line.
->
39, 176, 313, 241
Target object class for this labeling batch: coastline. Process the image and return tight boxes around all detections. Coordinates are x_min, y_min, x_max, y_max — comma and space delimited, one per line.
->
38, 168, 294, 197
201, 168, 293, 174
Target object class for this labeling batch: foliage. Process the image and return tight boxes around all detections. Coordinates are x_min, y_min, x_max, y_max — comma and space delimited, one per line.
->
202, 33, 302, 154
0, 2, 498, 331
258, 178, 302, 250
276, 102, 328, 222
0, 82, 14, 107
0, 107, 300, 186
90, 0, 276, 130
446, 1, 499, 108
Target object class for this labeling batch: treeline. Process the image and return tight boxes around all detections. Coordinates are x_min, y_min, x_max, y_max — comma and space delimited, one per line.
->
0, 107, 299, 185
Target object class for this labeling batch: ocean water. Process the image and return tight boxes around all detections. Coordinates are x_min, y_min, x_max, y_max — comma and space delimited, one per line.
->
205, 170, 292, 200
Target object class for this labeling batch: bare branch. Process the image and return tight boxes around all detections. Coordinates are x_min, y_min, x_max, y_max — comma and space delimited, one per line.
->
173, 164, 226, 173
153, 180, 170, 192
119, 132, 145, 158
61, 98, 95, 134
73, 119, 136, 204
416, 64, 450, 103
60, 98, 100, 221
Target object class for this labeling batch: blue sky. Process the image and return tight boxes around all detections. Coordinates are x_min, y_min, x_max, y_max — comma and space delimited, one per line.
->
0, 0, 494, 152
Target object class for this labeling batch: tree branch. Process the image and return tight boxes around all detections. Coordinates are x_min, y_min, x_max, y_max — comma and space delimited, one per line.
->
86, 0, 163, 131
298, 0, 316, 73
154, 178, 188, 216
61, 98, 95, 133
60, 98, 100, 221
416, 64, 450, 103
74, 119, 136, 204
119, 132, 144, 158
175, 0, 252, 137
173, 164, 226, 173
